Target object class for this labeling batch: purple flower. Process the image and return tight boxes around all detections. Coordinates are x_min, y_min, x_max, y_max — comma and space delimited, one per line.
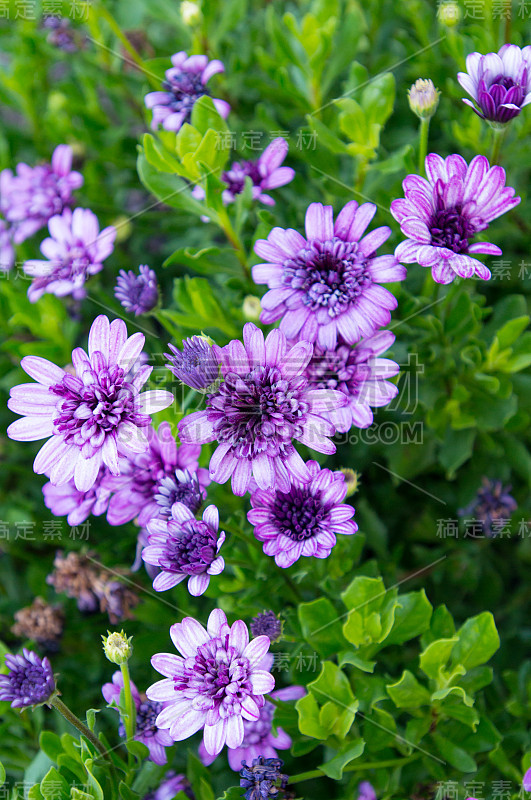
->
43, 466, 113, 525
458, 44, 531, 124
0, 219, 15, 271
0, 144, 83, 245
42, 15, 78, 52
391, 154, 520, 284
0, 648, 56, 709
239, 756, 288, 800
23, 207, 116, 302
199, 654, 304, 771
146, 608, 275, 756
177, 322, 348, 496
165, 336, 220, 392
106, 421, 210, 526
102, 671, 173, 765
145, 51, 230, 132
143, 503, 225, 595
115, 265, 159, 316
523, 767, 531, 792
459, 477, 517, 538
7, 315, 173, 492
144, 772, 193, 800
357, 781, 377, 800
248, 460, 357, 568
252, 201, 405, 349
250, 611, 282, 642
304, 330, 399, 432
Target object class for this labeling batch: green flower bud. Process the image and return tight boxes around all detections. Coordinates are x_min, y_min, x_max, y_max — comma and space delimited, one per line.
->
102, 631, 133, 665
408, 79, 440, 120
242, 295, 262, 321
341, 468, 361, 498
437, 1, 461, 27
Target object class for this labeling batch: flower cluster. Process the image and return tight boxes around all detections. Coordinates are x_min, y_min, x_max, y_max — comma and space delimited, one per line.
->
0, 649, 56, 709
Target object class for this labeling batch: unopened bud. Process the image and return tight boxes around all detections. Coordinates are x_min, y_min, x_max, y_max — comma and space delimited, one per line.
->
437, 1, 461, 26
242, 295, 262, 321
408, 79, 440, 120
102, 630, 133, 665
181, 1, 201, 26
341, 468, 361, 498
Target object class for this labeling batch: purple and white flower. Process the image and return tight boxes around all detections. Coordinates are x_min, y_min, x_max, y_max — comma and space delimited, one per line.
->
458, 44, 531, 124
7, 315, 173, 492
391, 154, 520, 284
115, 265, 159, 316
106, 421, 210, 526
0, 144, 83, 245
199, 654, 304, 771
22, 207, 116, 302
145, 51, 230, 132
43, 466, 113, 525
146, 608, 275, 756
177, 322, 348, 496
248, 460, 357, 568
0, 219, 15, 271
102, 671, 173, 765
144, 772, 193, 800
252, 201, 405, 349
166, 336, 220, 393
304, 330, 399, 432
142, 503, 225, 596
0, 648, 56, 709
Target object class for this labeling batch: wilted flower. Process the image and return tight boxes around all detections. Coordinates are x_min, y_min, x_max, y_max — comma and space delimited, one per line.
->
115, 265, 159, 316
106, 422, 210, 526
165, 336, 220, 392
0, 144, 82, 245
12, 598, 64, 652
143, 503, 225, 595
408, 79, 440, 119
239, 756, 289, 800
102, 671, 173, 765
7, 315, 173, 492
391, 154, 520, 283
145, 51, 229, 132
177, 322, 348, 496
248, 460, 357, 568
459, 478, 517, 538
304, 330, 399, 432
43, 466, 113, 526
458, 45, 531, 124
253, 201, 405, 349
22, 208, 116, 302
146, 608, 275, 756
0, 649, 56, 709
250, 611, 283, 642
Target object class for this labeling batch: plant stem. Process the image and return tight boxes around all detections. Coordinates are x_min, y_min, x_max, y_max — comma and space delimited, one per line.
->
418, 118, 430, 176
490, 126, 506, 166
289, 753, 422, 784
120, 662, 136, 753
219, 214, 250, 280
50, 697, 110, 762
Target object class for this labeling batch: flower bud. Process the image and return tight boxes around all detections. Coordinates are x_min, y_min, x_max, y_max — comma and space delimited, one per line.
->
341, 468, 361, 498
408, 79, 440, 120
242, 295, 262, 321
102, 630, 133, 665
437, 1, 461, 26
180, 1, 201, 26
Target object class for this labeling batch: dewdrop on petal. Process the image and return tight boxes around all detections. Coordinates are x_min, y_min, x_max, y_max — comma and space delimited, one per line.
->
408, 79, 440, 120
102, 630, 133, 665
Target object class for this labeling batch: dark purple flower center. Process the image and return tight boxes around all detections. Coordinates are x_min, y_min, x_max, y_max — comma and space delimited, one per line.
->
241, 701, 274, 747
208, 366, 308, 459
429, 206, 476, 253
160, 519, 217, 575
6, 665, 53, 703
476, 68, 528, 122
163, 71, 209, 118
307, 344, 368, 395
222, 161, 262, 196
281, 239, 371, 318
272, 487, 326, 541
50, 363, 149, 452
173, 634, 253, 714
250, 611, 282, 641
155, 470, 204, 516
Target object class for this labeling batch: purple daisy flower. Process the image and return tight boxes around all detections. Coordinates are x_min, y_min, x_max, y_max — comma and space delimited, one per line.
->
199, 653, 304, 771
458, 44, 531, 124
390, 154, 520, 284
102, 671, 174, 765
43, 465, 113, 525
304, 330, 399, 432
22, 207, 116, 302
165, 336, 220, 392
7, 314, 174, 492
144, 772, 193, 800
145, 51, 230, 132
357, 782, 377, 800
115, 264, 159, 316
142, 503, 225, 596
252, 201, 405, 349
177, 322, 348, 496
146, 608, 275, 757
0, 219, 15, 271
0, 648, 56, 709
0, 144, 83, 245
248, 460, 357, 568
106, 421, 210, 526
523, 768, 531, 792
250, 611, 282, 642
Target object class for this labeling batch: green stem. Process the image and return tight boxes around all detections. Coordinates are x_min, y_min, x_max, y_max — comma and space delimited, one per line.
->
418, 117, 430, 176
120, 662, 136, 756
218, 213, 250, 279
94, 3, 147, 75
51, 697, 110, 762
289, 753, 422, 784
490, 126, 506, 166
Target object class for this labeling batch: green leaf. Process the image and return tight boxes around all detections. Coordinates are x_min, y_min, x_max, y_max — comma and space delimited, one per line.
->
419, 638, 458, 680
86, 709, 99, 733
338, 651, 376, 672
143, 133, 182, 174
361, 72, 395, 126
161, 275, 239, 338
137, 152, 211, 219
83, 760, 104, 800
451, 612, 500, 671
187, 751, 215, 800
493, 315, 529, 349
39, 731, 63, 763
318, 738, 365, 779
215, 789, 243, 800
0, 762, 5, 787
40, 767, 69, 798
439, 428, 475, 476
385, 590, 432, 645
432, 734, 477, 772
119, 783, 141, 800
387, 670, 431, 708
298, 597, 346, 657
164, 245, 241, 277
191, 95, 229, 137
298, 662, 358, 739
